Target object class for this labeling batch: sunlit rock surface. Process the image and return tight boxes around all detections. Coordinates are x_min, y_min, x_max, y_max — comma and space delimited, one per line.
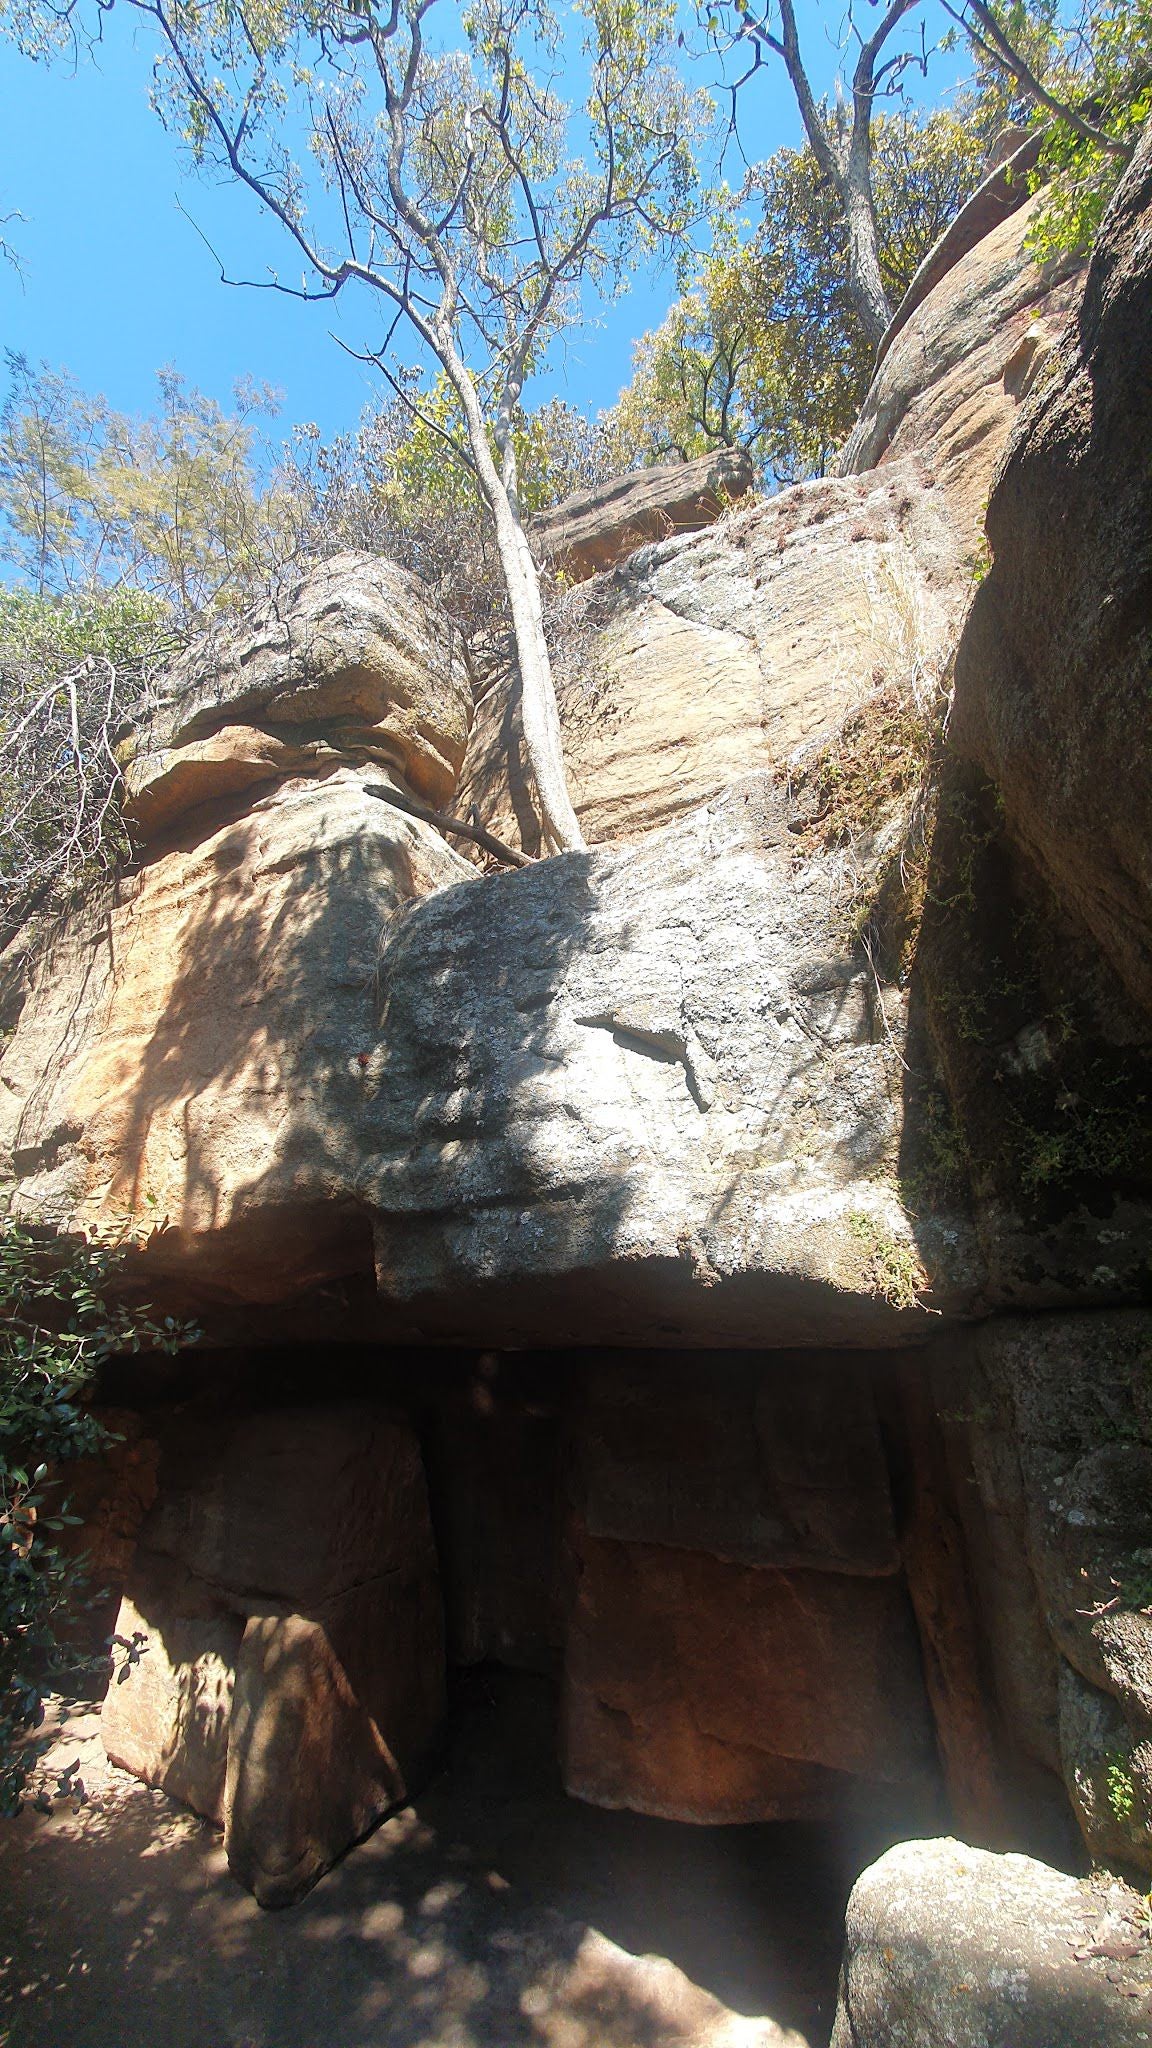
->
831, 1838, 1152, 2047
104, 1404, 445, 1905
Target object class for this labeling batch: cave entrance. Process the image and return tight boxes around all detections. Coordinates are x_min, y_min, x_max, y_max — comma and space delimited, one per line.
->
77, 1341, 995, 2038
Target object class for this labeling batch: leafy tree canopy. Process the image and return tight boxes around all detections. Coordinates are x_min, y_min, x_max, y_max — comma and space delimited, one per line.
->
608, 107, 987, 484
0, 353, 304, 628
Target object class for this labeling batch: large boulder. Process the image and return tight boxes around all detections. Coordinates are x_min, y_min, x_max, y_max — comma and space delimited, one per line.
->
562, 1527, 936, 1825
101, 1559, 241, 1824
871, 130, 1045, 365
364, 776, 978, 1345
528, 446, 754, 584
0, 763, 473, 1301
123, 551, 474, 837
560, 1353, 935, 1827
102, 1403, 446, 1904
947, 118, 1152, 1018
831, 1838, 1152, 2047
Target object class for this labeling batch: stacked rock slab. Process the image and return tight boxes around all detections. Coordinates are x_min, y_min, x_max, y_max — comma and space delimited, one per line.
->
561, 1356, 937, 1824
102, 1404, 445, 1906
0, 553, 476, 1302
527, 445, 754, 584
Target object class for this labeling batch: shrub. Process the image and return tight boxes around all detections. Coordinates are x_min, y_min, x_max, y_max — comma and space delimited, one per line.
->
0, 586, 176, 948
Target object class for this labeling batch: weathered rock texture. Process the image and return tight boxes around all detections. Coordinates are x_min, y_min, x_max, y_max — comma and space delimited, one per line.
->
7, 156, 1143, 1342
366, 779, 977, 1345
948, 120, 1152, 1018
906, 130, 1152, 1315
831, 1839, 1152, 2048
461, 459, 968, 851
528, 446, 753, 584
563, 1530, 935, 1825
840, 187, 1083, 540
460, 184, 1082, 858
871, 130, 1044, 365
124, 552, 473, 838
0, 554, 478, 1303
560, 1355, 937, 1825
104, 1404, 445, 1905
933, 1312, 1152, 1875
515, 1927, 805, 2048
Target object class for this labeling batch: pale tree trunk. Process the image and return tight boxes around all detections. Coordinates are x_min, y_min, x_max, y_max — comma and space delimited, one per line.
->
844, 163, 893, 350
444, 342, 586, 855
771, 0, 911, 354
490, 494, 585, 854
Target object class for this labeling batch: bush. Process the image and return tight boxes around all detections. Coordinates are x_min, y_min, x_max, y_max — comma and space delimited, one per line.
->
0, 586, 177, 948
0, 1220, 196, 1815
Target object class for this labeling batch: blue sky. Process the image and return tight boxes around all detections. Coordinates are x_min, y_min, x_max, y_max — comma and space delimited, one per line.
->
0, 5, 953, 453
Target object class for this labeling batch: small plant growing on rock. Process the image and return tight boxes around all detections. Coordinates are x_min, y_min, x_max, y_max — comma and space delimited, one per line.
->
1106, 1752, 1138, 1828
0, 1220, 197, 1815
847, 1211, 928, 1311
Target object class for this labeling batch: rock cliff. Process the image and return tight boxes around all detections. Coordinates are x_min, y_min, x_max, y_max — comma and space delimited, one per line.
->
2, 111, 1151, 2018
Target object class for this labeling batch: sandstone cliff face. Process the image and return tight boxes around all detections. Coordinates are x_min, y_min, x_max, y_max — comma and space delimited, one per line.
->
459, 183, 1082, 858
3, 120, 1151, 1930
948, 120, 1152, 1019
0, 560, 477, 1301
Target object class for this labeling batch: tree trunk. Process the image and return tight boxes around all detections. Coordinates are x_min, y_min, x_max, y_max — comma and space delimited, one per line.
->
446, 346, 586, 855
490, 494, 585, 854
844, 175, 892, 352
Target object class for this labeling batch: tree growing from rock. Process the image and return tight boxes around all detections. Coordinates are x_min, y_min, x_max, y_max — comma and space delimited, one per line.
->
608, 109, 986, 481
10, 0, 709, 855
713, 0, 1152, 348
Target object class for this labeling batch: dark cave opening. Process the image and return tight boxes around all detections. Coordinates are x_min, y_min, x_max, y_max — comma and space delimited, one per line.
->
64, 1337, 1083, 2035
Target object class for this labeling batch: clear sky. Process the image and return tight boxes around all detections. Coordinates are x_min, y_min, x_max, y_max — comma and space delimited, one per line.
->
0, 5, 955, 454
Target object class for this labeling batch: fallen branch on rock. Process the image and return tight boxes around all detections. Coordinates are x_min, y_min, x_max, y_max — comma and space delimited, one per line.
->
365, 782, 534, 869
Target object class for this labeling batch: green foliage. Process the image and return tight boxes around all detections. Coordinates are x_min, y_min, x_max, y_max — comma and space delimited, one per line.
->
609, 109, 987, 484
1106, 1750, 1138, 1826
0, 353, 303, 627
847, 1211, 928, 1310
0, 585, 176, 944
0, 1221, 197, 1815
1021, 0, 1152, 259
289, 385, 612, 638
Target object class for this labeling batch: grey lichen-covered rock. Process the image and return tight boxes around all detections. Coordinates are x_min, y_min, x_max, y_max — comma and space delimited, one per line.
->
831, 1838, 1152, 2048
933, 1312, 1152, 1875
104, 1403, 446, 1906
365, 775, 976, 1345
123, 551, 474, 836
